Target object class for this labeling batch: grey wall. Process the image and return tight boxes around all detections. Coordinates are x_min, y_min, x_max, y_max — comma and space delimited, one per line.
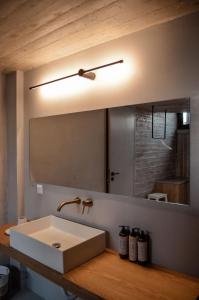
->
30, 110, 106, 192
22, 11, 199, 283
6, 73, 17, 222
7, 71, 25, 222
0, 73, 9, 265
0, 73, 7, 225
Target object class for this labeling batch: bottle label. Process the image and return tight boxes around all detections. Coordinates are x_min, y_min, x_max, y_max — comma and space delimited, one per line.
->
119, 236, 128, 255
138, 241, 148, 262
129, 236, 138, 261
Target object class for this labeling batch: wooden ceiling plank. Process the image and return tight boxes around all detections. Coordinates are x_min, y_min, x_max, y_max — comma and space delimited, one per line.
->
0, 0, 199, 71
0, 0, 85, 40
0, 0, 116, 56
0, 0, 28, 20
2, 0, 199, 71
0, 0, 180, 59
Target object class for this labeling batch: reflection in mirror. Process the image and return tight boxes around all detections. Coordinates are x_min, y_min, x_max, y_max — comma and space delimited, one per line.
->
30, 110, 107, 192
132, 99, 190, 205
30, 98, 190, 205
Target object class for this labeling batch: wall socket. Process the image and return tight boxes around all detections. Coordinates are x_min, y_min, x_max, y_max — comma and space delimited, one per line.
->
36, 184, 43, 195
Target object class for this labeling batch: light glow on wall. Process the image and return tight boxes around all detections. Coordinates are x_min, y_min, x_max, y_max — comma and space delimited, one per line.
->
40, 75, 93, 99
95, 58, 135, 86
39, 57, 136, 100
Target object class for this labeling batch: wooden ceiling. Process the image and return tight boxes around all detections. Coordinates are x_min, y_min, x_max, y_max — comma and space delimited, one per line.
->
0, 0, 199, 72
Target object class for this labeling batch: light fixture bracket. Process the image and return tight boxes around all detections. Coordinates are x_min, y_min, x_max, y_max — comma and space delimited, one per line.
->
78, 69, 96, 80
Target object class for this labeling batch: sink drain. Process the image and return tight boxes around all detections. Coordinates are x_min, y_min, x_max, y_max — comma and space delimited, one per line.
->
52, 242, 61, 249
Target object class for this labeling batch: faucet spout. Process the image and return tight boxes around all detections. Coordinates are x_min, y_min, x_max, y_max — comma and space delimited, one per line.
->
57, 197, 81, 212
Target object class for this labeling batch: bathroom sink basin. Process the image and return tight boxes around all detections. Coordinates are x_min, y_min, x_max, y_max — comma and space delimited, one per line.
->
10, 215, 106, 273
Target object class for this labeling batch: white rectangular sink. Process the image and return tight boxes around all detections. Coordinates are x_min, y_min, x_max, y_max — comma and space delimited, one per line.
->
10, 215, 106, 273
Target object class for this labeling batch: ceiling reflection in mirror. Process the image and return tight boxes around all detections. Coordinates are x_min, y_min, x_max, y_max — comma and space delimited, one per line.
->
30, 98, 190, 205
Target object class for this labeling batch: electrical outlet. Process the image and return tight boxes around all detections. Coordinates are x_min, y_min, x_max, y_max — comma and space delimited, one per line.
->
36, 184, 43, 195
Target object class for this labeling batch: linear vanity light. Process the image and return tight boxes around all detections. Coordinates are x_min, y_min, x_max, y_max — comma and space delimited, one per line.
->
29, 59, 124, 90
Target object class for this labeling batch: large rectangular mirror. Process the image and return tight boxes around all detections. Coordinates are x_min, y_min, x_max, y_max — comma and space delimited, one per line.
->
30, 98, 190, 205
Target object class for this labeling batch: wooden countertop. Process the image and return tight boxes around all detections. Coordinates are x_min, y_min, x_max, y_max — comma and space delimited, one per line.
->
1, 224, 199, 300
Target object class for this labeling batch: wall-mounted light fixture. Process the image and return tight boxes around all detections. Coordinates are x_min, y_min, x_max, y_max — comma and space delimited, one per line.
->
29, 59, 123, 90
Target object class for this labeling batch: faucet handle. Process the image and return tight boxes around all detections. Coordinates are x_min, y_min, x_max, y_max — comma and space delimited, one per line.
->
82, 198, 93, 214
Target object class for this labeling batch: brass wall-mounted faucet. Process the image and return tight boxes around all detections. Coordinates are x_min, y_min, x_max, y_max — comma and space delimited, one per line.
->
82, 198, 93, 214
57, 197, 81, 212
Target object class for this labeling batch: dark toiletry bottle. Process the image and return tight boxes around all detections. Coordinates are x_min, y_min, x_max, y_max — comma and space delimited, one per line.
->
138, 230, 148, 265
129, 228, 140, 262
145, 231, 151, 264
119, 226, 130, 259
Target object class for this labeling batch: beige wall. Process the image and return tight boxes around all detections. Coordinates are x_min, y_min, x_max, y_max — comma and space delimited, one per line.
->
7, 71, 24, 222
0, 73, 8, 265
25, 12, 199, 118
6, 73, 17, 222
16, 71, 24, 218
0, 73, 7, 225
23, 12, 199, 280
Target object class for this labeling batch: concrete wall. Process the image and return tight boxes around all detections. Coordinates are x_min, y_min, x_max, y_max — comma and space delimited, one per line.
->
20, 12, 199, 297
